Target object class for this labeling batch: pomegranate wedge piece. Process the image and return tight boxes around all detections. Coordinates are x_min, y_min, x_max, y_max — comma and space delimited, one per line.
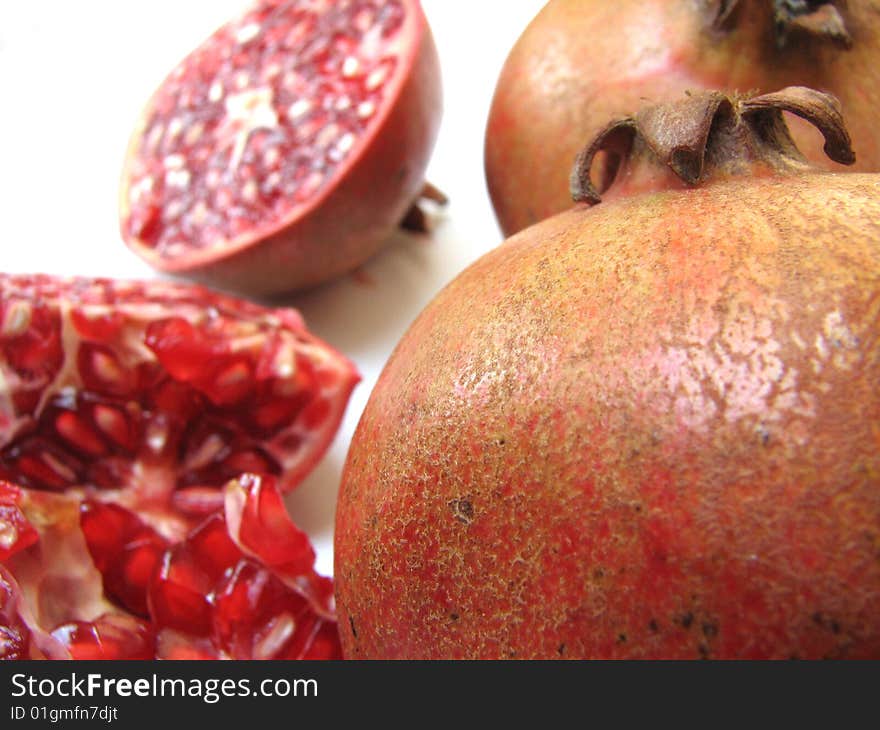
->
0, 273, 358, 659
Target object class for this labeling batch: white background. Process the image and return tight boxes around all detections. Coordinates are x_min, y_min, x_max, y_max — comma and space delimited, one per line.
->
0, 0, 547, 576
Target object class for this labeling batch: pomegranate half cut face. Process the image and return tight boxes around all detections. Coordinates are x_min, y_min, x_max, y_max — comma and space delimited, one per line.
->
120, 0, 443, 294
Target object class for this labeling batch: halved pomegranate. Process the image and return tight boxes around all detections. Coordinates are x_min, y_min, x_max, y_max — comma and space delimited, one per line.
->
0, 274, 358, 658
119, 0, 443, 295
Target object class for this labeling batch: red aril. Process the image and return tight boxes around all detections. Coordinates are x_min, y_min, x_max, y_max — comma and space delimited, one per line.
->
120, 0, 443, 295
485, 0, 880, 236
0, 274, 357, 659
0, 566, 31, 660
79, 500, 168, 617
5, 474, 341, 659
50, 614, 155, 661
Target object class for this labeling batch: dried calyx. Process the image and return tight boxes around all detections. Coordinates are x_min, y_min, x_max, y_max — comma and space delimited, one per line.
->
713, 0, 852, 48
570, 86, 855, 204
400, 182, 450, 233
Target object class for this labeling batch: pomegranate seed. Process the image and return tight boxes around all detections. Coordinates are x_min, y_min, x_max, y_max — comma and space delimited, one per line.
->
156, 629, 220, 660
0, 303, 62, 373
0, 569, 30, 660
81, 501, 136, 571
148, 548, 214, 636
0, 485, 38, 561
70, 308, 124, 341
150, 379, 204, 421
211, 560, 308, 660
229, 473, 314, 577
184, 513, 244, 582
0, 503, 39, 561
146, 318, 219, 382
1, 300, 33, 338
92, 404, 137, 452
301, 397, 330, 430
55, 411, 108, 457
0, 624, 28, 660
7, 441, 82, 490
80, 501, 168, 616
51, 614, 154, 660
204, 357, 254, 406
183, 431, 229, 472
78, 343, 133, 396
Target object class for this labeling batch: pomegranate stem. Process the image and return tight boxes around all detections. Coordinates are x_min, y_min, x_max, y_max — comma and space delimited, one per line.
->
713, 1, 852, 48
570, 86, 855, 204
399, 181, 448, 233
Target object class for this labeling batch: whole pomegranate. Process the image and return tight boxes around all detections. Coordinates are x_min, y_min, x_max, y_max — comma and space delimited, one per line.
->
0, 274, 358, 659
119, 0, 442, 295
335, 88, 880, 659
485, 0, 880, 236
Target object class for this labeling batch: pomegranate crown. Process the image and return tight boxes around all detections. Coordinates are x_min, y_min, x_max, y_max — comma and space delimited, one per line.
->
713, 0, 852, 48
570, 86, 855, 205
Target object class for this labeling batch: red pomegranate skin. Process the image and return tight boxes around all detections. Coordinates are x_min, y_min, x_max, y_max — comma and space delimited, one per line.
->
334, 172, 880, 659
485, 0, 880, 236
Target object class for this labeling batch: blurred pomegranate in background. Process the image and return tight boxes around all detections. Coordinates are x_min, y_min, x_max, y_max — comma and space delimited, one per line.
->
485, 0, 880, 235
120, 0, 443, 295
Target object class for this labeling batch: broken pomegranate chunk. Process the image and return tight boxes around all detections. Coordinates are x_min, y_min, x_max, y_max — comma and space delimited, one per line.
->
0, 274, 358, 659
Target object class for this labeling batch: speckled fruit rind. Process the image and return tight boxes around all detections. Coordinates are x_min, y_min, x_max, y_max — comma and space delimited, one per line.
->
485, 0, 880, 236
335, 169, 880, 659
